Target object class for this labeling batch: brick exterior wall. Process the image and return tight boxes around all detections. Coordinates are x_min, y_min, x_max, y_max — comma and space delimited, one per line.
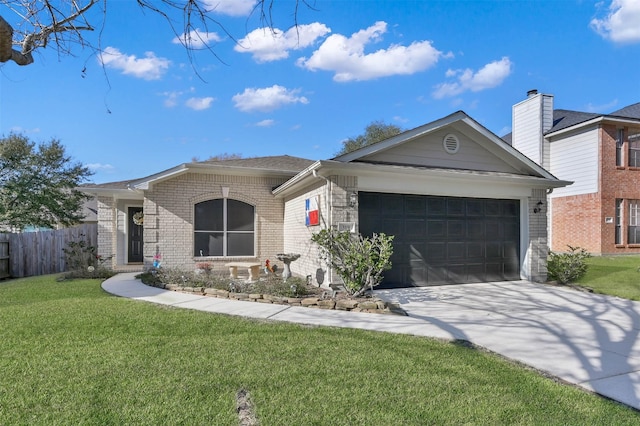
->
551, 124, 640, 254
97, 196, 115, 269
144, 172, 290, 271
282, 175, 358, 287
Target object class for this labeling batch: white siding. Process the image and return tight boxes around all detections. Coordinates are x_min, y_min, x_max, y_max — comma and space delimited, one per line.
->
362, 129, 520, 173
549, 127, 599, 197
512, 93, 554, 168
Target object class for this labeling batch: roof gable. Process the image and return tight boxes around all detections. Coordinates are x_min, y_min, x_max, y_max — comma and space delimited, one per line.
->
333, 111, 555, 179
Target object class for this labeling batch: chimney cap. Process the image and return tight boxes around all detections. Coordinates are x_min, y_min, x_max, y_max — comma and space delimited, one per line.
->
527, 89, 538, 97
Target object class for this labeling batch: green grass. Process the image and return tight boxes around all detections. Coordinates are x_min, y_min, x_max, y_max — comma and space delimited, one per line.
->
0, 276, 638, 424
576, 255, 640, 300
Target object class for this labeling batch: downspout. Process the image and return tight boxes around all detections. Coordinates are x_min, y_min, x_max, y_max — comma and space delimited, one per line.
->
312, 169, 333, 285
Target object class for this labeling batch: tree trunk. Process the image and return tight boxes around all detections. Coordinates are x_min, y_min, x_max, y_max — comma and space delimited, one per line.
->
0, 16, 32, 65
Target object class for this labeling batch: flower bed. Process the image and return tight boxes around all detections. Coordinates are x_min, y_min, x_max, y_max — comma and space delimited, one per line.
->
146, 281, 407, 315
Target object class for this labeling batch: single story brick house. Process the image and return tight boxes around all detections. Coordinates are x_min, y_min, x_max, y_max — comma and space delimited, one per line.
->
83, 111, 569, 287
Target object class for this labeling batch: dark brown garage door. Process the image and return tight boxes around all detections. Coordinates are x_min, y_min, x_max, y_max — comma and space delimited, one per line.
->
359, 192, 520, 287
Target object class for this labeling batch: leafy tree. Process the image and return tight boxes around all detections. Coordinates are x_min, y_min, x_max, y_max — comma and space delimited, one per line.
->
336, 120, 403, 156
0, 0, 304, 66
192, 152, 243, 162
0, 133, 92, 231
311, 228, 394, 297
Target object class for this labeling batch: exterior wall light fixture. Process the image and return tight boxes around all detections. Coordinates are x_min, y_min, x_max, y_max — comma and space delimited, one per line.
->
349, 191, 358, 208
533, 200, 544, 214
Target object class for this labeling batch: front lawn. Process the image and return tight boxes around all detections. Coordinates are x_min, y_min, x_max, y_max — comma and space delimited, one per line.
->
0, 275, 638, 424
576, 255, 640, 300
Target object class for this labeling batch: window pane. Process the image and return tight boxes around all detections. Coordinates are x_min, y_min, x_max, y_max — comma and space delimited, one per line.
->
630, 200, 639, 226
194, 199, 223, 231
227, 233, 254, 256
616, 129, 624, 167
194, 232, 223, 256
615, 199, 623, 245
629, 130, 640, 167
227, 200, 255, 231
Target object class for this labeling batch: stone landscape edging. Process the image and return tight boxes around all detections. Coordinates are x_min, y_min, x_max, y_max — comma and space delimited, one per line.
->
149, 282, 407, 315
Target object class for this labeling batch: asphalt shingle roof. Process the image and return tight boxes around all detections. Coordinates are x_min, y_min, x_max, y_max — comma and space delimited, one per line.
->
502, 101, 640, 143
548, 109, 600, 133
198, 155, 315, 172
84, 155, 316, 190
610, 102, 640, 119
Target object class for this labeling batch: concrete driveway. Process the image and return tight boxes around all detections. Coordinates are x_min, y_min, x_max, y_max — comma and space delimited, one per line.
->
374, 281, 640, 411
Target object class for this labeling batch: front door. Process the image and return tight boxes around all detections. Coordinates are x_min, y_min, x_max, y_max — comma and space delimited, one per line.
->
128, 207, 144, 263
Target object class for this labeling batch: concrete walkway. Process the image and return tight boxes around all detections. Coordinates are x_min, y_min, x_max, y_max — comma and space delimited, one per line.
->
103, 273, 640, 411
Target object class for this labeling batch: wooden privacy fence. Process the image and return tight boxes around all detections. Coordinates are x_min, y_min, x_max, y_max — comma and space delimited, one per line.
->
0, 234, 9, 279
0, 223, 97, 278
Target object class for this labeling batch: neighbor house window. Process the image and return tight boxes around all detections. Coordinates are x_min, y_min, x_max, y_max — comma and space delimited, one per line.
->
629, 130, 640, 168
616, 129, 624, 167
616, 199, 623, 245
194, 199, 255, 257
630, 200, 640, 245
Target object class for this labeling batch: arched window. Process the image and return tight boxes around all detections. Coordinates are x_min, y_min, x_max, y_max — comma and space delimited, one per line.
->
194, 199, 255, 257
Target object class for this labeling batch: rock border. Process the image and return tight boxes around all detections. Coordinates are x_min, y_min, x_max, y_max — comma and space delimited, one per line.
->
148, 282, 407, 316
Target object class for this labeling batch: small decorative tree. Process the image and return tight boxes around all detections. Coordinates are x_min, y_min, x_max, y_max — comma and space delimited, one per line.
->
311, 229, 394, 297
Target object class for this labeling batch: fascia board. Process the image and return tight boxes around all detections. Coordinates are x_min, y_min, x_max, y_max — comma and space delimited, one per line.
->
346, 161, 572, 189
130, 164, 190, 190
78, 187, 144, 199
272, 161, 323, 197
274, 160, 571, 199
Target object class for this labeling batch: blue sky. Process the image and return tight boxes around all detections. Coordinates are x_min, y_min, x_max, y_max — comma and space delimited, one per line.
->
1, 0, 639, 184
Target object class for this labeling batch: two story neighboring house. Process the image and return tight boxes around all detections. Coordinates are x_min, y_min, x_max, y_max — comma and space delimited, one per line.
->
508, 90, 640, 254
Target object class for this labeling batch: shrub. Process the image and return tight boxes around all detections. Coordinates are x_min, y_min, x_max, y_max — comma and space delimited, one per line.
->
547, 245, 591, 285
60, 236, 114, 280
311, 228, 394, 297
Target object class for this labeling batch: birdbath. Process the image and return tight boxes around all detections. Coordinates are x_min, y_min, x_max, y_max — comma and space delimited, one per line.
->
276, 253, 300, 281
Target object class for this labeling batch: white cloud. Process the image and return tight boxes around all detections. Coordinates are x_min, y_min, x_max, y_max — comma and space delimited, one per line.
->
202, 0, 257, 16
232, 85, 309, 112
99, 47, 170, 80
235, 23, 331, 62
255, 119, 275, 127
87, 163, 115, 171
432, 57, 513, 99
585, 99, 619, 113
161, 91, 182, 107
9, 126, 40, 134
185, 97, 215, 111
173, 29, 222, 49
591, 0, 640, 43
297, 21, 446, 82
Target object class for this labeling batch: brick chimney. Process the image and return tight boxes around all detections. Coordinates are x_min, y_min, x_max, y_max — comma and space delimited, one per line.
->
512, 90, 554, 168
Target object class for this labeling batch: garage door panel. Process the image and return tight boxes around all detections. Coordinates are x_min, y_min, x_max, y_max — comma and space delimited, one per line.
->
427, 242, 446, 260
467, 242, 484, 258
427, 220, 446, 238
405, 196, 426, 216
467, 264, 485, 282
447, 242, 466, 259
359, 193, 520, 287
467, 220, 484, 240
383, 219, 403, 236
447, 220, 465, 238
405, 219, 426, 237
428, 197, 446, 215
